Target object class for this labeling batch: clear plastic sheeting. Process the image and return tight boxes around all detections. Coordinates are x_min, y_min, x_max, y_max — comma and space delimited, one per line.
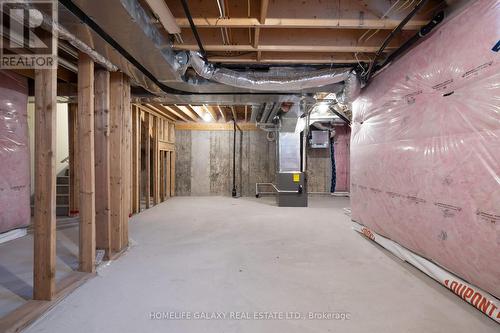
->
190, 51, 351, 91
0, 71, 30, 234
352, 222, 500, 323
351, 0, 500, 298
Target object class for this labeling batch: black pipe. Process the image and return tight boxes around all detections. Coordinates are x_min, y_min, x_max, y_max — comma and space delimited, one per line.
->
365, 0, 430, 82
231, 120, 242, 197
58, 0, 298, 97
375, 11, 444, 73
179, 0, 207, 59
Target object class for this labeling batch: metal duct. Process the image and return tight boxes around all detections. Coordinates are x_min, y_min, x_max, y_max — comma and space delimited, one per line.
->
337, 71, 361, 105
190, 51, 352, 92
14, 2, 118, 71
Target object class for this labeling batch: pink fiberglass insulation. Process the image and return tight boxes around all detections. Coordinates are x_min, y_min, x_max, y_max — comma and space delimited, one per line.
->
0, 70, 30, 234
334, 125, 350, 192
351, 0, 500, 298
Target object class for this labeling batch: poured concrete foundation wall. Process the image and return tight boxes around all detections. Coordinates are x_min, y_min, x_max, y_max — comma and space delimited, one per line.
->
307, 125, 350, 193
175, 129, 276, 197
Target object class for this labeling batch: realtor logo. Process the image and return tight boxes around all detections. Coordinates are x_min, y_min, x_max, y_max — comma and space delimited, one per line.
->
0, 0, 57, 69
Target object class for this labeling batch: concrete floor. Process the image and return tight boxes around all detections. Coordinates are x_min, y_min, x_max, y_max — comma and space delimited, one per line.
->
16, 196, 498, 332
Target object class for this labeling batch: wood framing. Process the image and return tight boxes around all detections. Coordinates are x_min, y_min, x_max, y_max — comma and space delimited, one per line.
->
68, 103, 79, 216
121, 75, 131, 247
132, 105, 141, 213
77, 53, 96, 273
175, 122, 258, 131
109, 72, 124, 252
144, 113, 151, 209
94, 69, 111, 258
33, 68, 57, 301
152, 116, 160, 205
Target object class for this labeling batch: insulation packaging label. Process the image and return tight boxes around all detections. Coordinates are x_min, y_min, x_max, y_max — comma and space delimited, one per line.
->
293, 173, 300, 183
352, 222, 500, 324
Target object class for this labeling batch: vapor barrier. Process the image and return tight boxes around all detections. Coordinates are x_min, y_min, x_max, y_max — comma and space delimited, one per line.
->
351, 0, 500, 298
0, 70, 30, 234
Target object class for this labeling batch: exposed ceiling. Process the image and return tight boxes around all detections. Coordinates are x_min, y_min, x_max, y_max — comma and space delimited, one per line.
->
163, 0, 446, 66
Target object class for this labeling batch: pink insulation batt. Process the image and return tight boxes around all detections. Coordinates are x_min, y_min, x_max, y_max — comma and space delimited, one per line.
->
0, 71, 30, 234
351, 0, 500, 298
334, 125, 350, 192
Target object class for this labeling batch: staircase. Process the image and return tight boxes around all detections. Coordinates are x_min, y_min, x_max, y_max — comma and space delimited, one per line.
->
31, 167, 71, 216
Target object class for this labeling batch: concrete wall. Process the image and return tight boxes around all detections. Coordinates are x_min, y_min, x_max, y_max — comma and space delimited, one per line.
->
307, 125, 350, 193
175, 129, 276, 197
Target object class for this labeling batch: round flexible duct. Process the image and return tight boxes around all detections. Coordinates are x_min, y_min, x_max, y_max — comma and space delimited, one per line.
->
189, 51, 352, 92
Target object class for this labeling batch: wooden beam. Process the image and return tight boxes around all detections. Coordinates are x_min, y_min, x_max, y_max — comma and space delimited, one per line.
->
94, 69, 111, 259
33, 68, 57, 301
244, 105, 248, 122
260, 0, 269, 24
144, 114, 151, 209
230, 106, 237, 121
109, 72, 124, 253
204, 104, 218, 121
143, 0, 180, 34
216, 105, 226, 122
253, 27, 260, 49
175, 44, 391, 53
156, 104, 190, 122
175, 17, 428, 30
144, 103, 177, 121
77, 53, 96, 273
68, 103, 79, 216
136, 103, 175, 121
175, 122, 257, 131
132, 105, 141, 213
174, 104, 199, 121
153, 116, 160, 205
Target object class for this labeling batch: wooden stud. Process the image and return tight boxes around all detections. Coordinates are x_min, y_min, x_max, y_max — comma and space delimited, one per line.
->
170, 150, 176, 197
132, 105, 141, 213
144, 114, 151, 209
121, 76, 131, 247
109, 72, 124, 252
153, 116, 160, 205
77, 53, 96, 273
94, 69, 111, 258
166, 151, 171, 198
68, 103, 79, 216
33, 68, 57, 300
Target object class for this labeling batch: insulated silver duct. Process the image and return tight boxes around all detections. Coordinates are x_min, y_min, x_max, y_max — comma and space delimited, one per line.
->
13, 3, 119, 71
337, 71, 361, 105
190, 51, 352, 92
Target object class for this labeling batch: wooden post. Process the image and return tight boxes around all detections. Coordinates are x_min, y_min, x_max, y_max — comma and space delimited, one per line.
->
68, 103, 79, 216
109, 72, 123, 252
170, 150, 176, 197
121, 78, 131, 247
166, 151, 171, 198
132, 105, 141, 213
33, 68, 57, 300
109, 72, 130, 253
153, 116, 160, 205
77, 53, 96, 273
144, 113, 151, 209
94, 69, 111, 258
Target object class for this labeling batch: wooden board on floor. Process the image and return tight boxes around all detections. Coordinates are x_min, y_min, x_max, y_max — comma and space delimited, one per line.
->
0, 272, 94, 333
